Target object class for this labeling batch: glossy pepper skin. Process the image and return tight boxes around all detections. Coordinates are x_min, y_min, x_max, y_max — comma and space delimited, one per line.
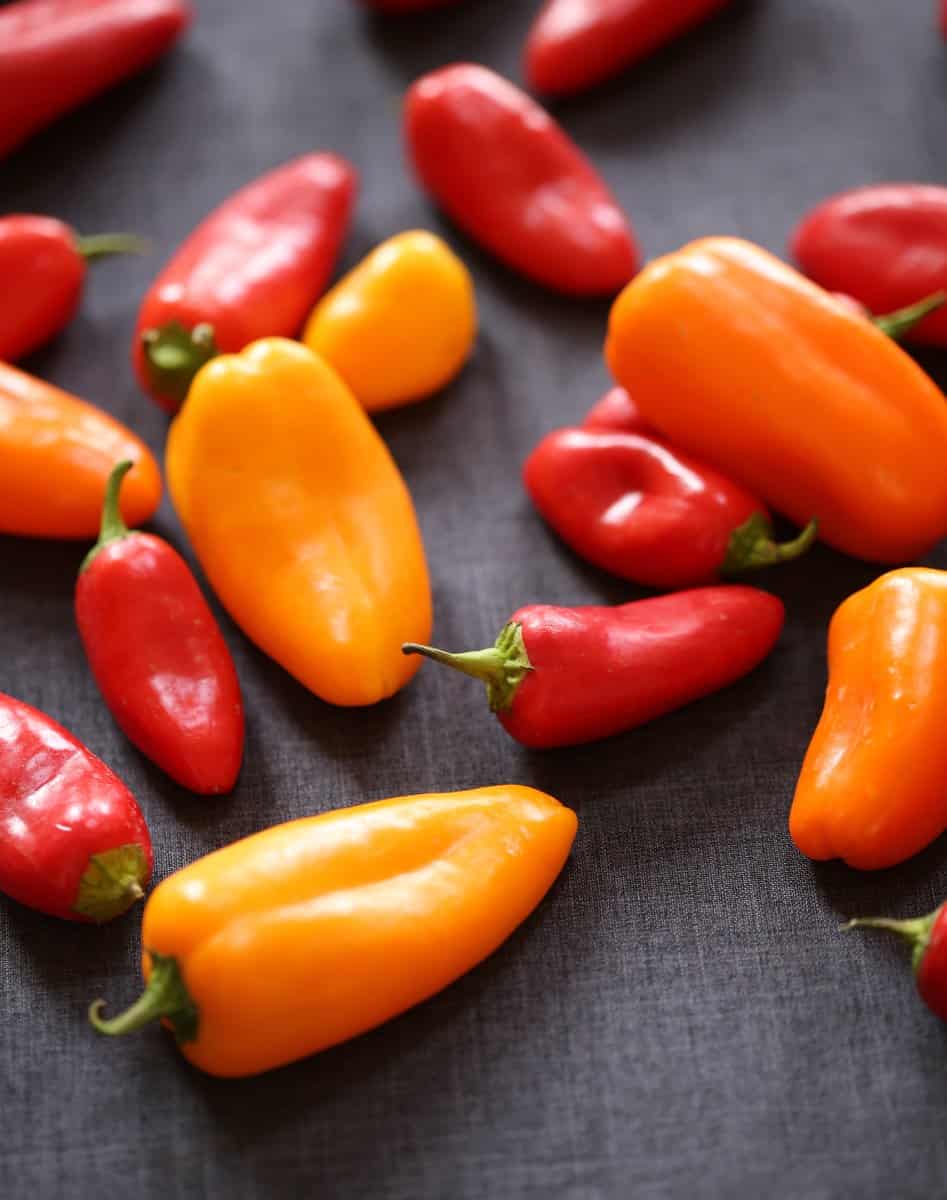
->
791, 185, 947, 347
0, 362, 161, 539
0, 693, 152, 922
525, 0, 732, 96
166, 339, 432, 707
404, 587, 783, 749
134, 153, 357, 413
582, 386, 649, 434
791, 569, 947, 871
405, 64, 638, 296
76, 462, 244, 795
606, 237, 947, 564
303, 231, 477, 412
89, 786, 577, 1076
847, 903, 947, 1023
0, 0, 190, 160
524, 427, 815, 590
0, 217, 144, 362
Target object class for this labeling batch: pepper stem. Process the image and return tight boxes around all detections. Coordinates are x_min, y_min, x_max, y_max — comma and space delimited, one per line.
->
72, 842, 148, 923
844, 906, 942, 974
89, 951, 199, 1044
142, 320, 219, 406
80, 460, 134, 573
722, 513, 818, 576
403, 621, 532, 713
874, 291, 946, 341
75, 233, 149, 260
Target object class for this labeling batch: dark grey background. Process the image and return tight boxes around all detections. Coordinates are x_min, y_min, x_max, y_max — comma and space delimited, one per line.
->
2, 2, 947, 1196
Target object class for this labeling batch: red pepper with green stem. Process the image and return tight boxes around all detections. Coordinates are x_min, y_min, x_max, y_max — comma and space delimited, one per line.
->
0, 692, 152, 922
134, 153, 357, 412
847, 903, 947, 1023
0, 216, 145, 362
0, 0, 191, 160
76, 462, 244, 795
404, 586, 783, 749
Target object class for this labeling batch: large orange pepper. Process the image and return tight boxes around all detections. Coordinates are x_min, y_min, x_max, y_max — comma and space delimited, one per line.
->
165, 338, 431, 705
0, 361, 161, 538
89, 785, 578, 1077
605, 237, 947, 563
791, 569, 947, 870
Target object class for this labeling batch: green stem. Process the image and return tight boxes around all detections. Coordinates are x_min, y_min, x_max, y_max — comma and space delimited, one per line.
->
76, 233, 149, 260
722, 514, 818, 576
80, 460, 133, 574
403, 622, 532, 713
845, 908, 941, 974
72, 843, 148, 923
874, 292, 946, 341
89, 951, 199, 1044
142, 320, 219, 406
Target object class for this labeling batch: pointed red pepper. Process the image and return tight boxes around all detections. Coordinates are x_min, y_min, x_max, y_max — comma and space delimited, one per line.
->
0, 0, 191, 160
404, 64, 638, 296
582, 386, 650, 435
0, 215, 145, 362
847, 904, 947, 1023
524, 427, 816, 590
0, 692, 152, 922
76, 461, 244, 794
134, 153, 357, 412
403, 587, 784, 749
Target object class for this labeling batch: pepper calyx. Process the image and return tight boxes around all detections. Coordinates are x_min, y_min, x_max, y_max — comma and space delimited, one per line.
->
142, 320, 219, 405
722, 513, 818, 576
81, 460, 136, 573
845, 906, 943, 976
402, 621, 533, 713
73, 842, 149, 923
873, 292, 946, 341
75, 233, 149, 261
89, 950, 199, 1044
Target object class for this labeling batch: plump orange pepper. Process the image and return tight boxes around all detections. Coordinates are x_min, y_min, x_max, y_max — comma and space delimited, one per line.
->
605, 237, 947, 563
89, 785, 578, 1077
791, 569, 947, 870
166, 338, 431, 705
0, 361, 161, 538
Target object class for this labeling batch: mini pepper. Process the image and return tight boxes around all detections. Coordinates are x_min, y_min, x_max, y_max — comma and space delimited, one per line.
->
846, 902, 947, 1024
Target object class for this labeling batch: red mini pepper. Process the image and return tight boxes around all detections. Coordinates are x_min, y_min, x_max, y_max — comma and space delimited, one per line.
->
404, 64, 638, 296
0, 0, 191, 160
403, 587, 783, 749
0, 216, 144, 362
582, 386, 649, 435
134, 153, 357, 412
0, 692, 152, 922
524, 427, 816, 590
525, 0, 732, 96
847, 903, 947, 1023
791, 185, 947, 346
76, 462, 244, 794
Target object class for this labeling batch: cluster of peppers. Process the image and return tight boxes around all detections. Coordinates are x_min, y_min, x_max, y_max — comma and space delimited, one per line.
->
3, 0, 947, 1076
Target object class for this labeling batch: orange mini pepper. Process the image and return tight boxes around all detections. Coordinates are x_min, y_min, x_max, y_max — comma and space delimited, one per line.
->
166, 338, 431, 706
303, 230, 476, 412
89, 785, 578, 1077
605, 237, 947, 564
0, 361, 161, 538
791, 569, 947, 870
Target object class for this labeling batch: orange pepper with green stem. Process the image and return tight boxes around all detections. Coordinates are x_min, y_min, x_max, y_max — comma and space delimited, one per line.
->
165, 338, 431, 706
89, 785, 578, 1077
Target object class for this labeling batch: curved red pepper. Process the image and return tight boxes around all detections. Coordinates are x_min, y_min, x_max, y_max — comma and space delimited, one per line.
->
848, 903, 947, 1023
582, 386, 649, 434
524, 0, 733, 96
0, 693, 152, 922
524, 428, 816, 590
0, 216, 144, 362
76, 462, 244, 794
404, 64, 638, 296
134, 153, 357, 412
791, 185, 947, 346
404, 587, 784, 749
0, 0, 191, 160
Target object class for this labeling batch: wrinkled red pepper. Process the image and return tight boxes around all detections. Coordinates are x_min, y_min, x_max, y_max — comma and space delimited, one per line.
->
0, 215, 144, 362
582, 386, 649, 434
848, 903, 947, 1023
404, 587, 783, 749
76, 462, 244, 795
0, 0, 191, 160
792, 185, 947, 346
0, 692, 152, 922
524, 427, 816, 590
134, 153, 357, 412
405, 64, 638, 296
525, 0, 733, 96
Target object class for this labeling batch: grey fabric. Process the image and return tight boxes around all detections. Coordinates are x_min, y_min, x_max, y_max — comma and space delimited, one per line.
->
2, 1, 947, 1196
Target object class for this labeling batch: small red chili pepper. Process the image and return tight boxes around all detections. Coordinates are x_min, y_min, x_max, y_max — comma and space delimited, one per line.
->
847, 904, 947, 1023
134, 153, 357, 413
0, 0, 191, 160
582, 386, 649, 434
76, 462, 244, 795
524, 0, 733, 96
524, 428, 816, 590
0, 692, 152, 922
791, 185, 947, 345
403, 586, 783, 749
404, 64, 638, 296
0, 215, 145, 362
